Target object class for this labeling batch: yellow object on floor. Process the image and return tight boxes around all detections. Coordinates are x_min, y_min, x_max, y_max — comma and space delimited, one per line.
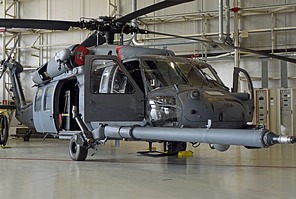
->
178, 150, 193, 157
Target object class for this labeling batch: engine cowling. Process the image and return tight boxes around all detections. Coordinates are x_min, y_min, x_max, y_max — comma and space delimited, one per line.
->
32, 45, 88, 85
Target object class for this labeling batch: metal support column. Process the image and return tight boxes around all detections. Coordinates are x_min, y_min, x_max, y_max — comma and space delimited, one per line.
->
109, 0, 118, 17
233, 0, 240, 68
281, 60, 288, 88
262, 61, 269, 88
271, 13, 275, 54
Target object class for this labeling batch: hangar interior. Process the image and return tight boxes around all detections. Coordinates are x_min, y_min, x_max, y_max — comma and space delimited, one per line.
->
1, 0, 296, 134
0, 0, 296, 199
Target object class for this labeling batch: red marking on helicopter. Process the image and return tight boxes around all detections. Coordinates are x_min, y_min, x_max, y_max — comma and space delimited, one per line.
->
116, 46, 123, 61
73, 45, 88, 66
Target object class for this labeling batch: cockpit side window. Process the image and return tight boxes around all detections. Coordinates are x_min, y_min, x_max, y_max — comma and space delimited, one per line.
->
123, 61, 145, 93
90, 60, 135, 94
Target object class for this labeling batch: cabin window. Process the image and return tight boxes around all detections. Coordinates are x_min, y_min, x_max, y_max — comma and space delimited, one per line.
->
34, 88, 43, 112
90, 59, 135, 94
44, 87, 54, 111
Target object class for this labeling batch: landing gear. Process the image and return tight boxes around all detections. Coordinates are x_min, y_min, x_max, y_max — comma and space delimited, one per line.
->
69, 134, 88, 161
138, 141, 187, 156
0, 113, 8, 146
167, 141, 187, 155
23, 128, 33, 142
69, 106, 90, 161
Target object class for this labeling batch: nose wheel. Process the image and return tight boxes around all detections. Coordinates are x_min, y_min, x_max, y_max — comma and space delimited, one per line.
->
69, 134, 88, 161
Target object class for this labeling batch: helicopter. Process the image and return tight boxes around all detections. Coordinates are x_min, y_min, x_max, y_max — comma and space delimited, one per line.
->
0, 0, 296, 161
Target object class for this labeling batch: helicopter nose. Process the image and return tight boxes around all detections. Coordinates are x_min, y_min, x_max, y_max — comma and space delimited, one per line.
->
177, 90, 248, 128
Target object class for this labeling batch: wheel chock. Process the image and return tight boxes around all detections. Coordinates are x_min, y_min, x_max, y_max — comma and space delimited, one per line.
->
177, 150, 193, 158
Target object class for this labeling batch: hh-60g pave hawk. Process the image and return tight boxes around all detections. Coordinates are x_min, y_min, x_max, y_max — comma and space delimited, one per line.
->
0, 0, 296, 161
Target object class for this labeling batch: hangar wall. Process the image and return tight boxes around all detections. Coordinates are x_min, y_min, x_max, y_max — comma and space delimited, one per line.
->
1, 0, 296, 103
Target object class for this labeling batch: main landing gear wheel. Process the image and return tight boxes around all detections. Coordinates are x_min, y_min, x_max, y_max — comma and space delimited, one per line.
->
0, 113, 9, 146
69, 134, 88, 161
167, 141, 187, 155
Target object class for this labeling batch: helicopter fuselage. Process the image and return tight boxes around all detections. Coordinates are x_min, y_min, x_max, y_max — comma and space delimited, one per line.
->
5, 43, 295, 161
20, 44, 253, 136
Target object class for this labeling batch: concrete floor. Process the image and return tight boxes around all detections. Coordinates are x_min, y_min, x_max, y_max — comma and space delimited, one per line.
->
0, 137, 296, 199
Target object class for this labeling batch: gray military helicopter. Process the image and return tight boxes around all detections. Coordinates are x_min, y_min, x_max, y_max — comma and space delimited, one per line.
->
0, 0, 296, 161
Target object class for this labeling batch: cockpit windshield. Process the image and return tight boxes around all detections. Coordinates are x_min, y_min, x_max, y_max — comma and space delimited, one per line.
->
193, 61, 228, 90
142, 57, 208, 90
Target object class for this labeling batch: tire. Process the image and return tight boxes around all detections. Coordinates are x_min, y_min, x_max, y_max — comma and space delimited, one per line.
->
167, 141, 187, 155
69, 135, 88, 161
0, 113, 9, 146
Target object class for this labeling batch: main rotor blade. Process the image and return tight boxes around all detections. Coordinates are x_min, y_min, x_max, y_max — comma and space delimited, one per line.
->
0, 19, 81, 30
144, 30, 296, 64
116, 0, 194, 24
